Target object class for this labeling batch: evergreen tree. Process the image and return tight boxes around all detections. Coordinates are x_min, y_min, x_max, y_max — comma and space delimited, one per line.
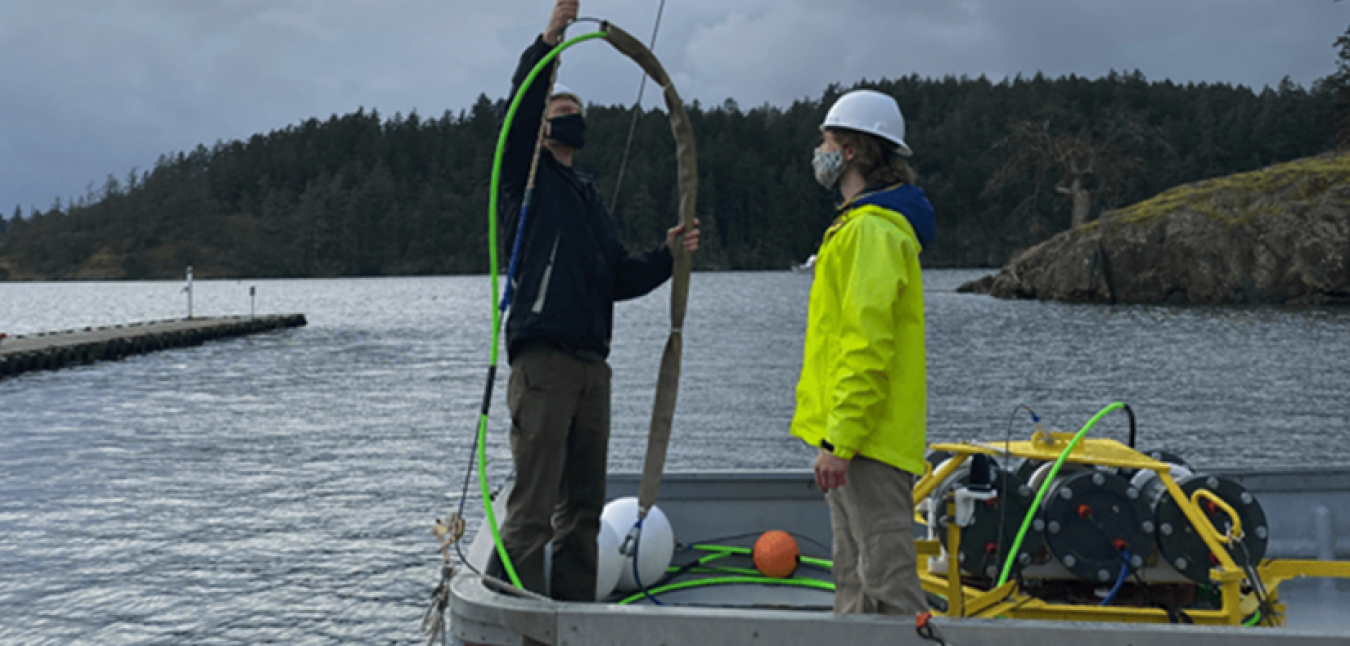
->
0, 71, 1337, 279
1335, 22, 1350, 149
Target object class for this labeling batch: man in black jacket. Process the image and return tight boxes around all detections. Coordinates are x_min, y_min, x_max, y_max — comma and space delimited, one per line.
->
485, 0, 699, 601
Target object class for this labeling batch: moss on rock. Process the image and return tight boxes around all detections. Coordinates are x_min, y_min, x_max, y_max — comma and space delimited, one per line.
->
964, 151, 1350, 306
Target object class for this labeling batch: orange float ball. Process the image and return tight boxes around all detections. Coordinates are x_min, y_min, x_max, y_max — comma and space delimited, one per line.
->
752, 530, 800, 578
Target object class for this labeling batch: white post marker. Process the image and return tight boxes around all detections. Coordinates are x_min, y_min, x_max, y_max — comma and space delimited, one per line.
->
250, 286, 256, 319
183, 266, 194, 319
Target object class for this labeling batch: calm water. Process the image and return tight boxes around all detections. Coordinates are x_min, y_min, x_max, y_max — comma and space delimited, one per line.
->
2, 271, 1348, 644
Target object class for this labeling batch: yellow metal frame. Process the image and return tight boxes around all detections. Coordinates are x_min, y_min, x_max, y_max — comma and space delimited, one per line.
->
916, 436, 1350, 626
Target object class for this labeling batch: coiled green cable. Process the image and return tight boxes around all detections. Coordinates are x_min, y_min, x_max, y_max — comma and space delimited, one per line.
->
616, 543, 835, 605
618, 576, 836, 605
689, 543, 832, 569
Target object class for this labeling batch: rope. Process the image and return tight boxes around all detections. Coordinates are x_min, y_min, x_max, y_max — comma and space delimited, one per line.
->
420, 564, 455, 645
526, 62, 559, 197
499, 30, 564, 313
609, 0, 669, 209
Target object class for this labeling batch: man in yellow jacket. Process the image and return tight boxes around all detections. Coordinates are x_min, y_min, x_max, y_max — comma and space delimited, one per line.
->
790, 89, 936, 616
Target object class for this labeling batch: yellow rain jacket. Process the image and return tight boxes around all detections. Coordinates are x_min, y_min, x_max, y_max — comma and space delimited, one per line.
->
790, 184, 934, 476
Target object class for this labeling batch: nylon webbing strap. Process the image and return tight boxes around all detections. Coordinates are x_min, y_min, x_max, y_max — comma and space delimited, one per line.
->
602, 21, 698, 514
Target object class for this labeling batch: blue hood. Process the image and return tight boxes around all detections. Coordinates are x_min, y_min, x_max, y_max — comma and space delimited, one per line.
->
847, 184, 937, 250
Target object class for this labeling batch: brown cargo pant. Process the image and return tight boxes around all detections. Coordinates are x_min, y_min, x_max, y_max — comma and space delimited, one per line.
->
826, 456, 928, 615
485, 344, 610, 601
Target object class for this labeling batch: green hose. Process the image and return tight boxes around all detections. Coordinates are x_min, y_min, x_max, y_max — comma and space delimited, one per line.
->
618, 543, 834, 604
689, 543, 832, 569
671, 549, 735, 570
996, 401, 1126, 587
679, 565, 763, 576
618, 576, 836, 605
479, 28, 608, 590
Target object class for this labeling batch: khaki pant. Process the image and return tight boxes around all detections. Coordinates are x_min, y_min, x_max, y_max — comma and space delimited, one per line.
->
826, 456, 928, 615
485, 344, 610, 601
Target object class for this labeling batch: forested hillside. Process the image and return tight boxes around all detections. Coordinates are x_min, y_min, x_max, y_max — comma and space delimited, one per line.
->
0, 70, 1341, 280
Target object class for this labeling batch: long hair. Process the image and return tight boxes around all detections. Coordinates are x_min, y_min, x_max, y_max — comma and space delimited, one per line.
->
830, 128, 917, 186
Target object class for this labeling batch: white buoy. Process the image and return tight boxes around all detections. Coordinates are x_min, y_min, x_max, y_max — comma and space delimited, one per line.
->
595, 519, 623, 600
601, 497, 675, 593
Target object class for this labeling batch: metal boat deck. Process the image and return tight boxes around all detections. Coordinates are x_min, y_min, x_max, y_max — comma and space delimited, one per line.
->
449, 469, 1350, 645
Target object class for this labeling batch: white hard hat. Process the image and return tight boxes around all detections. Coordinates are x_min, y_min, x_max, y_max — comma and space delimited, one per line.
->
549, 82, 584, 115
821, 89, 911, 156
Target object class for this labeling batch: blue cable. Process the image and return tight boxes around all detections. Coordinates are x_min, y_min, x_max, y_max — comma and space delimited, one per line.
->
1024, 405, 1040, 424
630, 517, 663, 605
499, 192, 533, 312
1101, 549, 1130, 606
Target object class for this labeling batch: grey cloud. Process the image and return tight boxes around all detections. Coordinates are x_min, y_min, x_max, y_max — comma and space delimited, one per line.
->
1, 0, 1345, 213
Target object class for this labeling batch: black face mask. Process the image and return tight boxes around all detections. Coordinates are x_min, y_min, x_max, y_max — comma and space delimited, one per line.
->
548, 114, 586, 150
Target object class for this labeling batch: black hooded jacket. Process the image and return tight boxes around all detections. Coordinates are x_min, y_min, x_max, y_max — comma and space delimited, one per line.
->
499, 36, 673, 362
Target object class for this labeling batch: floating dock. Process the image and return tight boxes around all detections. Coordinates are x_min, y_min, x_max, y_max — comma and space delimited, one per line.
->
0, 315, 307, 380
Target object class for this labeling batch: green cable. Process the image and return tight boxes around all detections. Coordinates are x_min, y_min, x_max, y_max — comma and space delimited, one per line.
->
479, 28, 609, 590
659, 550, 736, 575
663, 547, 829, 576
617, 576, 836, 605
689, 543, 833, 569
622, 544, 834, 604
657, 552, 756, 580
996, 401, 1126, 587
677, 565, 763, 576
687, 550, 733, 567
1244, 610, 1262, 627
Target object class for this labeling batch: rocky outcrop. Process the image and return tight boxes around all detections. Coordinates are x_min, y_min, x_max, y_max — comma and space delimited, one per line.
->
962, 152, 1350, 305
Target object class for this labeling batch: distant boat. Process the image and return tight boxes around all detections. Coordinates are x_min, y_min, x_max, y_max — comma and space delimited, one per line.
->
790, 254, 816, 274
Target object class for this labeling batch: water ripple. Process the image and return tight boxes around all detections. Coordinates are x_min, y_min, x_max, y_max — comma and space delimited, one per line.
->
2, 272, 1349, 642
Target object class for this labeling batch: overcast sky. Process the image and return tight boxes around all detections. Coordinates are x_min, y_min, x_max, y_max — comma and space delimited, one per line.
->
2, 0, 1347, 215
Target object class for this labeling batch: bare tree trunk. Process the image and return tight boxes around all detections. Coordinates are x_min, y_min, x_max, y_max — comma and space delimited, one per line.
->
1071, 184, 1092, 228
1057, 175, 1093, 228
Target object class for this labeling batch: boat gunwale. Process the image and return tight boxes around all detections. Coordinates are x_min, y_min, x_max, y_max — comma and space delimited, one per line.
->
448, 567, 1349, 645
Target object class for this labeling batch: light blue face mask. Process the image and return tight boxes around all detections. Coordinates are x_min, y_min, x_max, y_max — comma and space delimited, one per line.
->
812, 147, 845, 189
